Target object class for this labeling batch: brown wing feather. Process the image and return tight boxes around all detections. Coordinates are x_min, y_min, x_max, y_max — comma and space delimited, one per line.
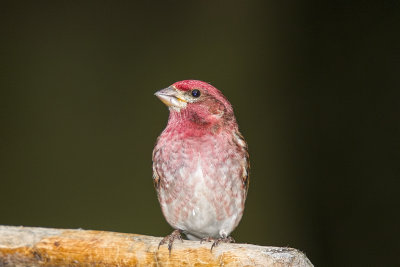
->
152, 147, 161, 190
244, 148, 250, 195
234, 131, 250, 195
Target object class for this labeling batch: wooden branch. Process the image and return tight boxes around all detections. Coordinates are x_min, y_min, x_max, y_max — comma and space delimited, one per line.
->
0, 225, 313, 266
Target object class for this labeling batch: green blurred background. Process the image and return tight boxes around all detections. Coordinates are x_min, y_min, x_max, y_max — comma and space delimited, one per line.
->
1, 1, 399, 266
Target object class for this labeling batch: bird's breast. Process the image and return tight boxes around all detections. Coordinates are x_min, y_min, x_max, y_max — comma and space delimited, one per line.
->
153, 131, 246, 238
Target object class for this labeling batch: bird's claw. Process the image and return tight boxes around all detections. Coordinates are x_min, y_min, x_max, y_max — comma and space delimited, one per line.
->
158, 229, 183, 254
201, 236, 235, 251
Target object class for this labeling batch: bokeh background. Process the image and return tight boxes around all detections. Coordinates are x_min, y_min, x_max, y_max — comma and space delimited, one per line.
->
1, 1, 399, 266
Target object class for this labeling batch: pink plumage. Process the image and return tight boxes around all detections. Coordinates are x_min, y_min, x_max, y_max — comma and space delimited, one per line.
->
153, 80, 249, 251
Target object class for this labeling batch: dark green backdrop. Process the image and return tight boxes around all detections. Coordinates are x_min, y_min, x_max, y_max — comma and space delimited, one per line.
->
1, 1, 399, 266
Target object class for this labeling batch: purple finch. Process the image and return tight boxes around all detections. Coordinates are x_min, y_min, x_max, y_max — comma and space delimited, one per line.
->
153, 80, 249, 251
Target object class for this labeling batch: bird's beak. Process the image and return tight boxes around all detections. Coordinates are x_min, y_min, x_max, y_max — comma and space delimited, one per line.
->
155, 86, 187, 109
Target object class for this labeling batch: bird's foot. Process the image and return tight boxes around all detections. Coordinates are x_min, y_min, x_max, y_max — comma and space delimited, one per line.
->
158, 229, 183, 254
200, 236, 235, 251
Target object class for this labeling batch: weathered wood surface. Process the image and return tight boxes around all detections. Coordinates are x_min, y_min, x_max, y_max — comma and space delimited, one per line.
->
0, 225, 313, 266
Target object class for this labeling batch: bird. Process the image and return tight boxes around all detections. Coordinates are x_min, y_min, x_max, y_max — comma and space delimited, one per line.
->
152, 80, 249, 252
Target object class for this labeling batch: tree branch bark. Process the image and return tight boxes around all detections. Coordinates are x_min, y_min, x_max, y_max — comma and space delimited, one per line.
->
0, 225, 313, 266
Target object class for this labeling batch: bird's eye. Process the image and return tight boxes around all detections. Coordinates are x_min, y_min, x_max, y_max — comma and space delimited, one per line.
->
191, 89, 201, 98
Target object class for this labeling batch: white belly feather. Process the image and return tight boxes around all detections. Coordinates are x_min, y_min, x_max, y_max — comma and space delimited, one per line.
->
160, 157, 242, 240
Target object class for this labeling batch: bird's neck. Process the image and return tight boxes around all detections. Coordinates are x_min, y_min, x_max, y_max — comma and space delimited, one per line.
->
165, 109, 231, 137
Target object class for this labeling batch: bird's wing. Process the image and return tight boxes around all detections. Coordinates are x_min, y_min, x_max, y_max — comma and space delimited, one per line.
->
234, 131, 250, 195
152, 148, 161, 190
